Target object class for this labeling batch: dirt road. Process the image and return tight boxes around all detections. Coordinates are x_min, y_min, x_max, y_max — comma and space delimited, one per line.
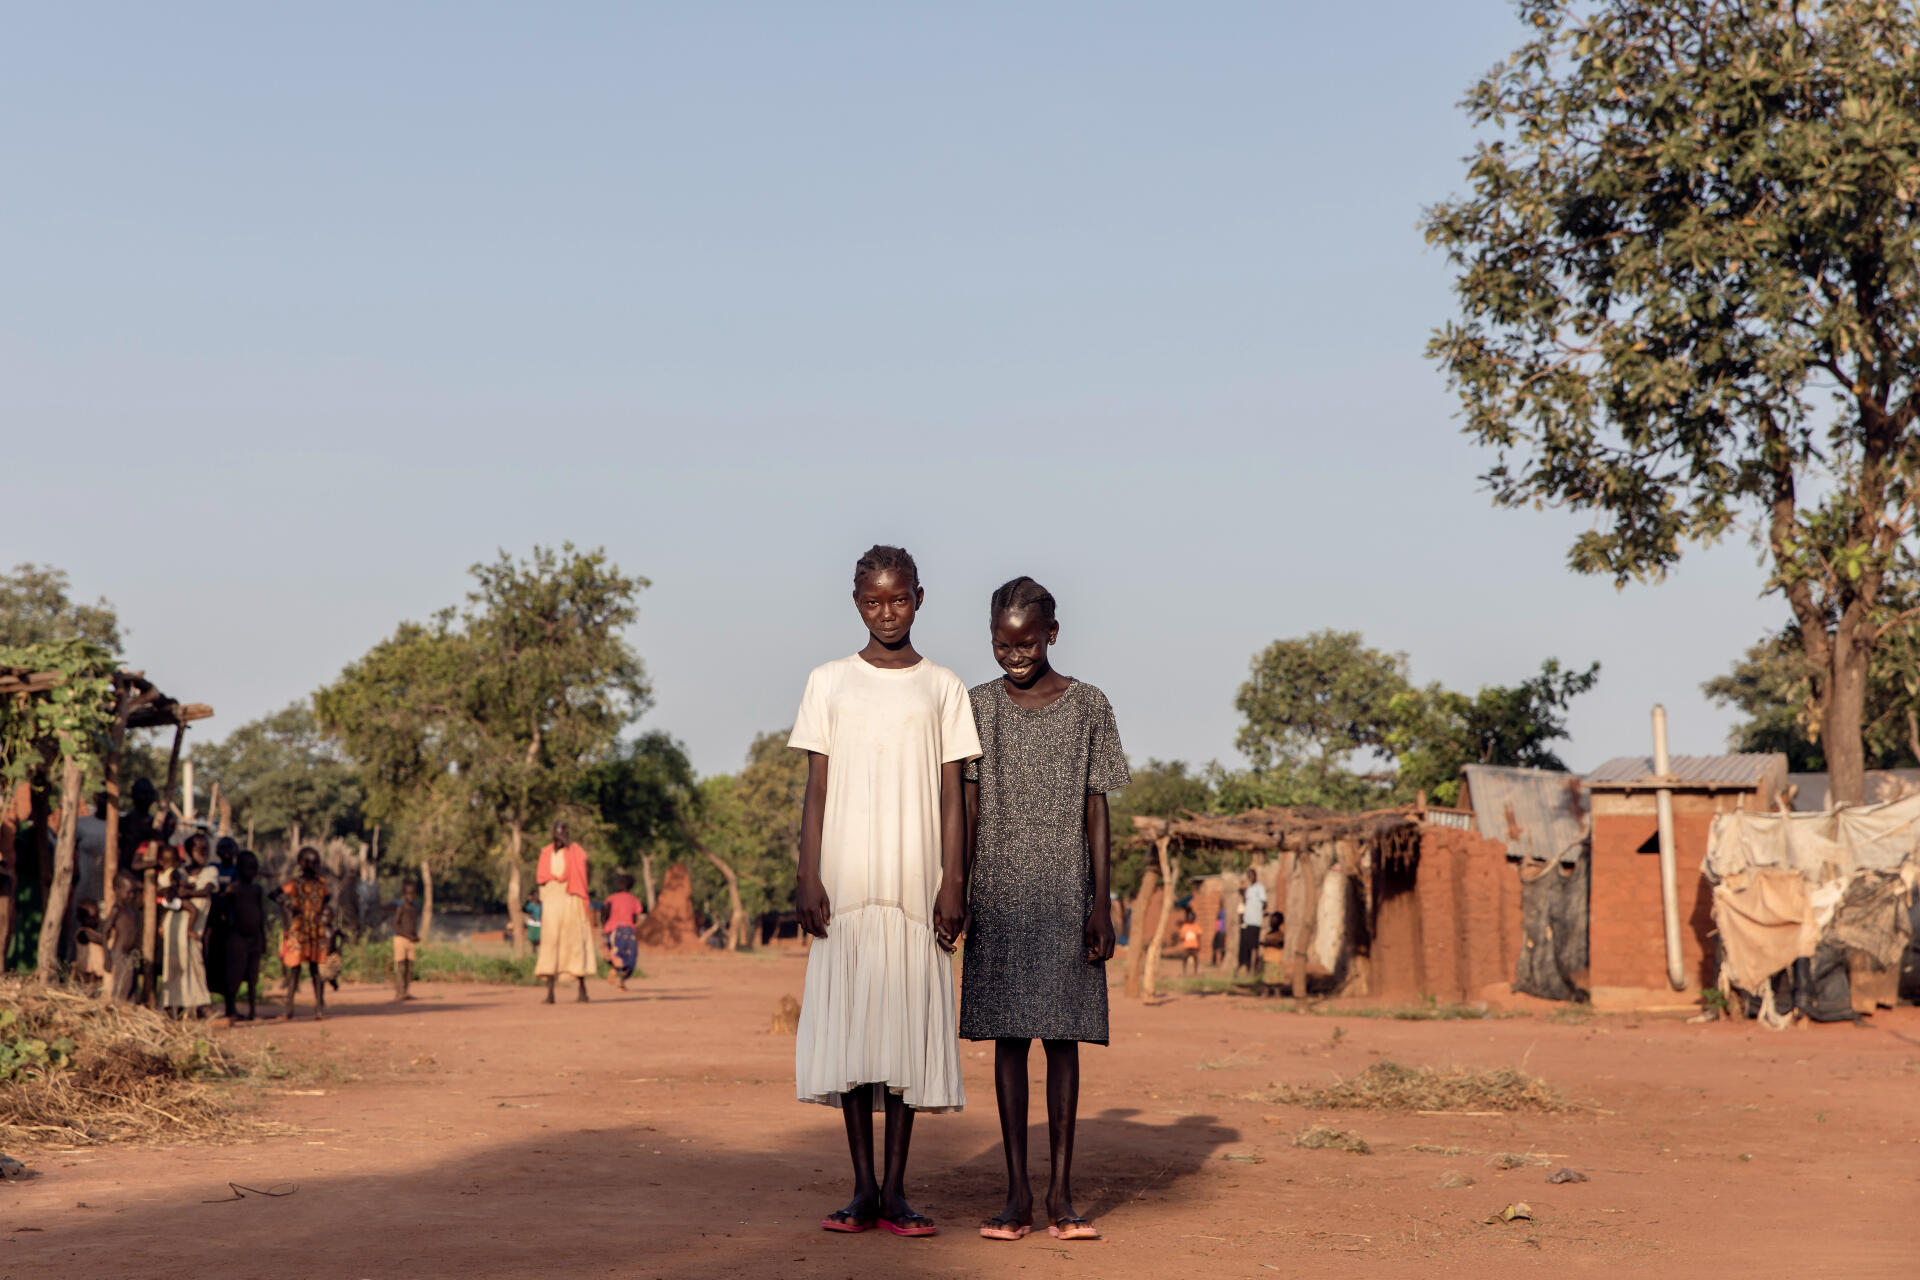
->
5, 951, 1917, 1278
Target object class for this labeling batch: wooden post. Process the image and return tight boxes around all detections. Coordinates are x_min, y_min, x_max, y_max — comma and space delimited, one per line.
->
639, 852, 657, 911
1141, 837, 1179, 1000
181, 757, 196, 823
161, 722, 186, 818
102, 692, 131, 918
1122, 865, 1160, 999
505, 818, 528, 958
0, 781, 25, 963
419, 857, 435, 944
37, 758, 83, 979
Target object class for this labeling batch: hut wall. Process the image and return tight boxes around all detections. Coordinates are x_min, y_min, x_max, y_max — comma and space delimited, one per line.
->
1588, 791, 1732, 998
1376, 826, 1520, 1002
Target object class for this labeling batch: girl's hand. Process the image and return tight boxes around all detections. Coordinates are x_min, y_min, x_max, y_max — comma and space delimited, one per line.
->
796, 874, 832, 940
933, 880, 966, 954
1084, 909, 1116, 965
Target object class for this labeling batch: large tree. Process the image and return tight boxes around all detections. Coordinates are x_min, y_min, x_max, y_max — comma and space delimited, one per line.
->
1705, 618, 1920, 770
193, 701, 366, 848
1388, 660, 1601, 804
0, 563, 121, 652
1234, 630, 1409, 782
1426, 0, 1920, 804
318, 546, 649, 953
577, 730, 698, 908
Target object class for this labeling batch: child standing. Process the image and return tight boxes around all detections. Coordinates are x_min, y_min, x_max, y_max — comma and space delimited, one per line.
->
601, 872, 643, 991
790, 545, 979, 1239
961, 576, 1129, 1244
224, 851, 269, 1021
276, 847, 333, 1020
391, 879, 422, 1001
106, 870, 142, 1004
1178, 908, 1203, 975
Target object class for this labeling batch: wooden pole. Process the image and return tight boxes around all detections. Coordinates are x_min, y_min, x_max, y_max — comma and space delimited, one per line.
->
1141, 837, 1179, 1000
102, 692, 131, 918
419, 857, 435, 944
37, 758, 83, 980
0, 781, 24, 964
1122, 864, 1160, 999
161, 722, 186, 819
181, 757, 196, 824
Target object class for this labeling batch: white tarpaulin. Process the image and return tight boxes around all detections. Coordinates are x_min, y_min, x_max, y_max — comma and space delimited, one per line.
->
1705, 791, 1920, 881
1705, 793, 1919, 996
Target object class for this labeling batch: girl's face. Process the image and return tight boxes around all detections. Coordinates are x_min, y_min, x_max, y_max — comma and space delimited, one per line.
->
990, 608, 1058, 684
299, 850, 320, 876
853, 569, 922, 646
158, 848, 178, 871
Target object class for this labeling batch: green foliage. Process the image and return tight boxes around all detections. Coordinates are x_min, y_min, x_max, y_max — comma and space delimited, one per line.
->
317, 545, 652, 914
262, 938, 557, 986
1705, 623, 1920, 770
1228, 632, 1599, 810
1234, 630, 1409, 774
577, 730, 697, 887
0, 638, 120, 786
194, 701, 367, 847
1388, 660, 1600, 805
0, 563, 121, 653
0, 1007, 75, 1081
684, 730, 806, 933
1424, 0, 1920, 793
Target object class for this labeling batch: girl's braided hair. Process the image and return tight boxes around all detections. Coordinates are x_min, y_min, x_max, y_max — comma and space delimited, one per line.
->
990, 575, 1056, 624
854, 544, 920, 590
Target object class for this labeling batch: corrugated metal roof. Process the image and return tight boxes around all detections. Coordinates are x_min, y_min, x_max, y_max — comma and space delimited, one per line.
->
1460, 764, 1588, 865
1586, 753, 1784, 787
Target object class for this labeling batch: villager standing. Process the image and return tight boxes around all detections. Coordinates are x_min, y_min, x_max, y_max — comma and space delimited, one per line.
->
223, 851, 268, 1021
791, 545, 979, 1239
391, 879, 422, 1001
960, 576, 1128, 1244
161, 833, 216, 1016
534, 820, 597, 1003
1235, 868, 1267, 978
277, 847, 333, 1020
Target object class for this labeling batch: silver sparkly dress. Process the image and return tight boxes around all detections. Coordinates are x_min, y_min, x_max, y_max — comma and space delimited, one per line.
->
960, 679, 1130, 1044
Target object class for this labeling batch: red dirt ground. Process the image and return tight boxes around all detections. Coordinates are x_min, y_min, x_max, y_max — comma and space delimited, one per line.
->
5, 951, 1917, 1278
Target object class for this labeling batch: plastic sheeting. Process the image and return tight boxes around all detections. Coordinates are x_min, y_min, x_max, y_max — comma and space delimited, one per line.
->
1514, 856, 1589, 1001
1706, 792, 1920, 881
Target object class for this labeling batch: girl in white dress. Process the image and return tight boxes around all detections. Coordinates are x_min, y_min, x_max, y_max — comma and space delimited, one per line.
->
789, 544, 980, 1239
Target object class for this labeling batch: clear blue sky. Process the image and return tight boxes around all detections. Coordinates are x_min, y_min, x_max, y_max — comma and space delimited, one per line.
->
5, 3, 1781, 779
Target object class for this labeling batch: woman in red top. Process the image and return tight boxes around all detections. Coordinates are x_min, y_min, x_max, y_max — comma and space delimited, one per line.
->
601, 872, 644, 991
534, 819, 598, 1004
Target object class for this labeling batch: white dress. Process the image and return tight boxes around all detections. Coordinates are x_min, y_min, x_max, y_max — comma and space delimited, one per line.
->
788, 654, 981, 1112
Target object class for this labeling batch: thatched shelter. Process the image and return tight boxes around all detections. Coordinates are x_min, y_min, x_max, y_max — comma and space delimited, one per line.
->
1125, 805, 1421, 998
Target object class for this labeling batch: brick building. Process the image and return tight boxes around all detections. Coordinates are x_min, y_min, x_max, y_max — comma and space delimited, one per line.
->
1584, 753, 1788, 1007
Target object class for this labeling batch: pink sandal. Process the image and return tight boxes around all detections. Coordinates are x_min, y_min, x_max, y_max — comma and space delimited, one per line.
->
1049, 1216, 1099, 1241
879, 1213, 938, 1237
820, 1210, 873, 1233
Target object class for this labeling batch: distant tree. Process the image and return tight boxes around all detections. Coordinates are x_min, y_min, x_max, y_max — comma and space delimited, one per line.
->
1109, 759, 1216, 898
459, 546, 650, 953
317, 546, 650, 953
577, 731, 698, 906
1425, 0, 1920, 805
1705, 623, 1920, 771
194, 702, 366, 848
681, 730, 806, 949
0, 564, 121, 653
1388, 660, 1601, 804
1234, 630, 1410, 775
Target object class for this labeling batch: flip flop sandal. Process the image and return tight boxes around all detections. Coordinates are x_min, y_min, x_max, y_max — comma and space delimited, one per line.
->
879, 1213, 939, 1237
820, 1210, 874, 1234
979, 1217, 1032, 1241
1049, 1216, 1100, 1241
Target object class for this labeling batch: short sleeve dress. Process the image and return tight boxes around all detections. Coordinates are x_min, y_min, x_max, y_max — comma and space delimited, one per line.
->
961, 679, 1130, 1045
788, 654, 982, 1112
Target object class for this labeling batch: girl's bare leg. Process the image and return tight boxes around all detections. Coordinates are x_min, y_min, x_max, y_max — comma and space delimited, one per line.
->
283, 968, 300, 1020
544, 976, 556, 1004
877, 1086, 922, 1224
1042, 1039, 1081, 1225
576, 976, 589, 1002
990, 1038, 1034, 1228
309, 963, 326, 1019
835, 1083, 879, 1224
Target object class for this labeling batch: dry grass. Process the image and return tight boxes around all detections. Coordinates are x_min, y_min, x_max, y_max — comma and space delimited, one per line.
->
1266, 1059, 1571, 1113
0, 978, 280, 1149
1293, 1125, 1371, 1154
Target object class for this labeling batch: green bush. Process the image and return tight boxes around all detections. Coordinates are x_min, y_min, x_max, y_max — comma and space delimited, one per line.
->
259, 935, 633, 988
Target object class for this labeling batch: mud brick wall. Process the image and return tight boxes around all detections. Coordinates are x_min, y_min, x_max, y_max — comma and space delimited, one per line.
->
1373, 826, 1521, 1002
1588, 791, 1724, 993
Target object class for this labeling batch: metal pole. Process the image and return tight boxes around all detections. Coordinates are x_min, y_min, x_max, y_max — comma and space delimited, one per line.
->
1652, 704, 1686, 990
